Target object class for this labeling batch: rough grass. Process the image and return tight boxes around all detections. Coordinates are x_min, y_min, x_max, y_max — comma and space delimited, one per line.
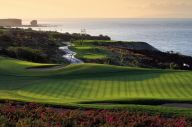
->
0, 56, 192, 115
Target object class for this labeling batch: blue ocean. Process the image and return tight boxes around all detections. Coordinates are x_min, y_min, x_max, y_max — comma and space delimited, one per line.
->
23, 18, 192, 56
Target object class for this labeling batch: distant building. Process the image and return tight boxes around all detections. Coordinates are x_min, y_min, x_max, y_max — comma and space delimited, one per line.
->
0, 19, 22, 27
30, 20, 38, 26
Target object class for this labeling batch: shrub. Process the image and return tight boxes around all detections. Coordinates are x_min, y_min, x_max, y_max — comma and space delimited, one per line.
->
0, 115, 14, 127
7, 46, 47, 62
170, 63, 179, 69
0, 102, 191, 127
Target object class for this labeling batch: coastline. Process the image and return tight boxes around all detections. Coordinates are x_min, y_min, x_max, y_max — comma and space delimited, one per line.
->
16, 18, 192, 57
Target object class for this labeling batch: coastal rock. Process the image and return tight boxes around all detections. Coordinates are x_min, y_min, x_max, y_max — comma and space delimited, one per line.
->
0, 19, 22, 27
30, 20, 38, 27
101, 41, 159, 51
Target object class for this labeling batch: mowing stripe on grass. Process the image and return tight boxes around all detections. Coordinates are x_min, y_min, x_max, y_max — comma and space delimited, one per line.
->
0, 57, 192, 108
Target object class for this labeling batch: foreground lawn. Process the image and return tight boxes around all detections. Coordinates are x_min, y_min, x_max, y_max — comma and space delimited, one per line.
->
0, 56, 192, 116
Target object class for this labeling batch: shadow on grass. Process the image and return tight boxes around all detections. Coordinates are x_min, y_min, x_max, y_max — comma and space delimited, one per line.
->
0, 68, 176, 88
79, 99, 192, 106
48, 69, 175, 82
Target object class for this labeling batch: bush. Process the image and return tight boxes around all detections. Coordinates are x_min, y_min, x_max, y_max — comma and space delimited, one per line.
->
0, 34, 13, 49
170, 63, 179, 69
16, 118, 32, 127
0, 102, 191, 127
7, 46, 48, 62
0, 116, 13, 127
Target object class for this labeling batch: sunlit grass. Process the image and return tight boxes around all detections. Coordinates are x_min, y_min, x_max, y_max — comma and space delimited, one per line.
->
0, 57, 191, 107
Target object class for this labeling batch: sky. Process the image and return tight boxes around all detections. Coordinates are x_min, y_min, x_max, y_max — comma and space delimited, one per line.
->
0, 0, 192, 19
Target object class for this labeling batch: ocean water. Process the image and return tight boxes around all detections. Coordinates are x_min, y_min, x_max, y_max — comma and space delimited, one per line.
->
23, 19, 192, 56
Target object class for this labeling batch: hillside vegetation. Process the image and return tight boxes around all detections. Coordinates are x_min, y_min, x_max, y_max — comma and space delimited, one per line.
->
71, 40, 192, 70
0, 28, 110, 63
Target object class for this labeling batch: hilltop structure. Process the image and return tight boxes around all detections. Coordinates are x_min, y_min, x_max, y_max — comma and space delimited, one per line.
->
0, 19, 22, 27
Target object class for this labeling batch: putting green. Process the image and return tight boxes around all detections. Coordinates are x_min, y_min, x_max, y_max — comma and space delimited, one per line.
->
70, 46, 109, 59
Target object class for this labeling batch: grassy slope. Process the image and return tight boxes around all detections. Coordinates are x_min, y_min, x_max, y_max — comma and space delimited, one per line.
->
0, 56, 192, 116
70, 46, 109, 59
70, 40, 114, 59
70, 40, 158, 60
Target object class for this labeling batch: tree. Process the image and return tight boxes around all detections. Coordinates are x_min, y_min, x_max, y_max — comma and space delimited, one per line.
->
0, 35, 13, 49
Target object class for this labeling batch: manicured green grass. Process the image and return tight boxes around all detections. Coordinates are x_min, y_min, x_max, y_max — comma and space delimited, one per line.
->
73, 40, 115, 44
71, 46, 110, 59
70, 46, 108, 59
70, 40, 114, 59
0, 56, 192, 116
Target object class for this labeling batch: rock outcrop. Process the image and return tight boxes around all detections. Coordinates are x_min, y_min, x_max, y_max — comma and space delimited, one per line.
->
0, 19, 22, 27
